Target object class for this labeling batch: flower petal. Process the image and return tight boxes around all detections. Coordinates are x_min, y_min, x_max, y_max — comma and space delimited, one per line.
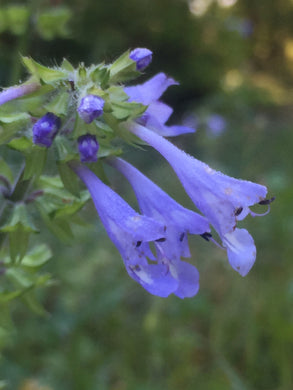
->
125, 73, 178, 105
223, 228, 256, 276
170, 260, 200, 298
127, 263, 178, 297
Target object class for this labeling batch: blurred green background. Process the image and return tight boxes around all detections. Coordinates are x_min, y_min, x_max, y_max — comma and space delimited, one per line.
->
1, 0, 293, 389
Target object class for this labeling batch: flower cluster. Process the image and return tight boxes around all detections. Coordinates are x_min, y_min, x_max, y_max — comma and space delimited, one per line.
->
0, 49, 271, 298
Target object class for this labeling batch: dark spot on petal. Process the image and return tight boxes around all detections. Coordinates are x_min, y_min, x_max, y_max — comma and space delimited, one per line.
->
136, 241, 142, 248
156, 237, 166, 243
200, 232, 212, 242
234, 207, 243, 216
179, 232, 185, 242
163, 226, 167, 232
259, 196, 275, 205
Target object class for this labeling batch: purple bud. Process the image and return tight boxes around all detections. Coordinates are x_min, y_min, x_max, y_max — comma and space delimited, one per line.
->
32, 112, 61, 147
78, 95, 105, 124
78, 134, 99, 163
129, 48, 153, 71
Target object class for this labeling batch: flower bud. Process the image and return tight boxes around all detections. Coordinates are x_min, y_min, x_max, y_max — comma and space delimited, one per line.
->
77, 95, 105, 124
129, 48, 153, 71
78, 134, 99, 163
32, 112, 61, 147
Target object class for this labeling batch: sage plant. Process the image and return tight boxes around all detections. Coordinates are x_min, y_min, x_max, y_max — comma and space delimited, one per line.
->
0, 49, 272, 304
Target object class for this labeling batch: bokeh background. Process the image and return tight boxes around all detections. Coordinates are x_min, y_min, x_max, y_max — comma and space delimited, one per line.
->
1, 0, 293, 389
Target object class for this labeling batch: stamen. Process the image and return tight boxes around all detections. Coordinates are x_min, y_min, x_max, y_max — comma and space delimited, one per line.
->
250, 206, 271, 218
156, 237, 166, 243
259, 196, 275, 205
136, 241, 142, 248
200, 232, 224, 249
200, 232, 212, 241
179, 232, 185, 242
234, 207, 243, 216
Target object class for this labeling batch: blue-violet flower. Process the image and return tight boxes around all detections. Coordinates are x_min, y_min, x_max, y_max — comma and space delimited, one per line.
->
71, 162, 180, 297
78, 94, 105, 124
125, 73, 194, 137
129, 123, 269, 277
129, 48, 153, 70
32, 112, 61, 147
78, 134, 99, 163
108, 157, 211, 298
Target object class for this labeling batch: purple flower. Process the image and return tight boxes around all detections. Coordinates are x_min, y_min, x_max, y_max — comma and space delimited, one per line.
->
71, 162, 179, 297
207, 114, 226, 137
78, 134, 99, 163
129, 123, 269, 277
32, 112, 61, 147
129, 48, 153, 70
124, 73, 194, 137
78, 95, 105, 124
0, 83, 40, 106
108, 157, 210, 298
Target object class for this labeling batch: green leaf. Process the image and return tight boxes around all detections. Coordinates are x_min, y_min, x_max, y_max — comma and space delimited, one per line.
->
8, 136, 32, 152
53, 190, 89, 218
0, 203, 38, 234
107, 85, 129, 102
109, 50, 141, 83
111, 101, 146, 121
44, 90, 70, 115
6, 268, 34, 289
0, 112, 30, 124
98, 146, 123, 158
22, 291, 48, 316
10, 231, 30, 262
22, 57, 67, 84
90, 64, 110, 87
0, 289, 29, 303
41, 212, 74, 242
21, 244, 52, 268
23, 146, 47, 180
61, 58, 75, 72
58, 161, 80, 196
0, 158, 13, 183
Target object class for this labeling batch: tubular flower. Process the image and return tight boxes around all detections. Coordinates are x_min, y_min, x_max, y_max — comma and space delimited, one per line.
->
71, 162, 181, 297
77, 94, 105, 124
78, 134, 99, 163
124, 73, 194, 137
129, 123, 269, 277
108, 157, 210, 298
32, 112, 61, 147
129, 48, 153, 70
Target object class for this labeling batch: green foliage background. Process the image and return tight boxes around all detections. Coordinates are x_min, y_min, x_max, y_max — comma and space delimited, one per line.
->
0, 0, 293, 389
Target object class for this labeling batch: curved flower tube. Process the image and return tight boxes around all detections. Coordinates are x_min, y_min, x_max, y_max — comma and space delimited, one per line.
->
107, 157, 211, 297
128, 123, 269, 276
70, 162, 180, 297
0, 82, 40, 106
125, 73, 194, 137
